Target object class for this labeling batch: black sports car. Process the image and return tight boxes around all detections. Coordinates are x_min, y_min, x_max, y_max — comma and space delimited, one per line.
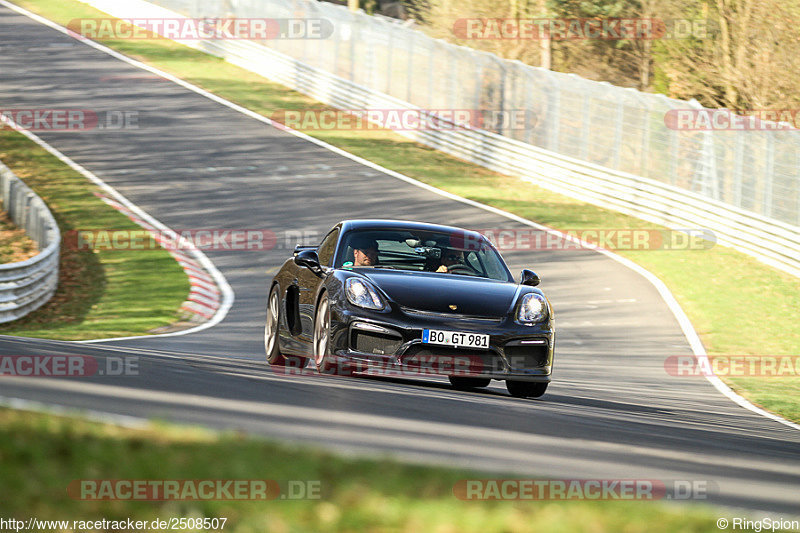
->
264, 220, 554, 398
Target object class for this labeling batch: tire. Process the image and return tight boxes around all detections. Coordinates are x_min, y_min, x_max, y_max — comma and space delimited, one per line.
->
313, 293, 351, 376
265, 285, 307, 370
449, 376, 491, 390
506, 380, 548, 398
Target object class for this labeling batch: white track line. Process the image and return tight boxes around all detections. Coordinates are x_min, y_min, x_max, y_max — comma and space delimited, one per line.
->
2, 0, 798, 431
5, 123, 234, 342
0, 395, 150, 429
0, 4, 234, 341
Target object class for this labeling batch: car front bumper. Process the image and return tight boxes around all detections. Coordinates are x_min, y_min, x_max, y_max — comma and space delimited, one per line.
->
328, 303, 555, 382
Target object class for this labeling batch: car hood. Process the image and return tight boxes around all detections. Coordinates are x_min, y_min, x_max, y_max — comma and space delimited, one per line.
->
359, 269, 518, 317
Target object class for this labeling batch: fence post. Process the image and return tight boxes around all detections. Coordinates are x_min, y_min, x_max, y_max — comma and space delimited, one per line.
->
406, 31, 415, 103
639, 100, 651, 178
546, 73, 560, 153
365, 23, 375, 89
349, 14, 357, 82
667, 101, 679, 186
497, 59, 506, 137
385, 25, 394, 95
732, 132, 744, 208
763, 134, 775, 217
524, 71, 533, 145
427, 41, 435, 108
697, 131, 719, 199
580, 92, 590, 160
473, 52, 483, 114
332, 19, 342, 78
613, 98, 624, 169
448, 47, 457, 110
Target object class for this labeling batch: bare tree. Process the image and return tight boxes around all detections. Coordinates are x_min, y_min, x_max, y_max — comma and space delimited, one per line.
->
420, 0, 800, 108
420, 0, 551, 67
656, 0, 800, 109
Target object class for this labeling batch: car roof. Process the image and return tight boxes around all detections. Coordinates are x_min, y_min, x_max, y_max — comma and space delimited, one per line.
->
339, 219, 485, 241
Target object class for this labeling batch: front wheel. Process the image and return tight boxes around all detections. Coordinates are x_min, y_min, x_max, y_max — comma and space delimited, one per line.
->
265, 285, 307, 370
313, 294, 351, 376
506, 380, 548, 398
449, 376, 491, 390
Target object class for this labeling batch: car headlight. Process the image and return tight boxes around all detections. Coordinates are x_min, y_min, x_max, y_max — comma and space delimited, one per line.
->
345, 278, 385, 310
516, 293, 548, 324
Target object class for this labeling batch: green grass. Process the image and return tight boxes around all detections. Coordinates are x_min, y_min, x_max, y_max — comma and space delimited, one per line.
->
0, 209, 38, 263
0, 407, 733, 533
6, 0, 800, 419
0, 129, 189, 339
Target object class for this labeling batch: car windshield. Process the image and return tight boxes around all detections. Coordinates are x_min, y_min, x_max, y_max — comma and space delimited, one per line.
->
336, 228, 513, 282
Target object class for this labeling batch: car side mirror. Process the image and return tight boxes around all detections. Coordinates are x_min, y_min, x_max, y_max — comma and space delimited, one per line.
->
520, 269, 540, 286
295, 249, 323, 276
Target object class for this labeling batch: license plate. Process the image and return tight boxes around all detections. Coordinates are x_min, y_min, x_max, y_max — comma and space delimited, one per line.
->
422, 329, 490, 349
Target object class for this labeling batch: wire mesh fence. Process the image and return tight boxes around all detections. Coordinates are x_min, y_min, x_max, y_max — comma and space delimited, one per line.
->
148, 0, 800, 227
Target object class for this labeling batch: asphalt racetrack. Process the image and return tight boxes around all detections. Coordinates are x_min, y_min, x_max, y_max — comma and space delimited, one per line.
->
1, 4, 799, 515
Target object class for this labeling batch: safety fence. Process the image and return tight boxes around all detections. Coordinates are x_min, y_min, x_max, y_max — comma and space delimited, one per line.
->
81, 0, 800, 277
0, 161, 60, 323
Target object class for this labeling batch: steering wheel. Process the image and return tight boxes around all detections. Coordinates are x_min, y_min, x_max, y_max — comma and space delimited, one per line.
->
446, 264, 475, 275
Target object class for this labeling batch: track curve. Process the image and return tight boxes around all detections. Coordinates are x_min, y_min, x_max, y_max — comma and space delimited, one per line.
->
0, 3, 798, 515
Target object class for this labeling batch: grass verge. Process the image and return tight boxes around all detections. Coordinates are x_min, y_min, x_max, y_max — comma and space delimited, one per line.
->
0, 407, 730, 533
0, 210, 38, 263
7, 1, 800, 419
0, 129, 189, 340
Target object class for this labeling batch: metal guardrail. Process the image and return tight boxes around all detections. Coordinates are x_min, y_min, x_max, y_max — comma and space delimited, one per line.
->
0, 161, 60, 323
145, 0, 800, 229
203, 39, 800, 277
81, 0, 800, 278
